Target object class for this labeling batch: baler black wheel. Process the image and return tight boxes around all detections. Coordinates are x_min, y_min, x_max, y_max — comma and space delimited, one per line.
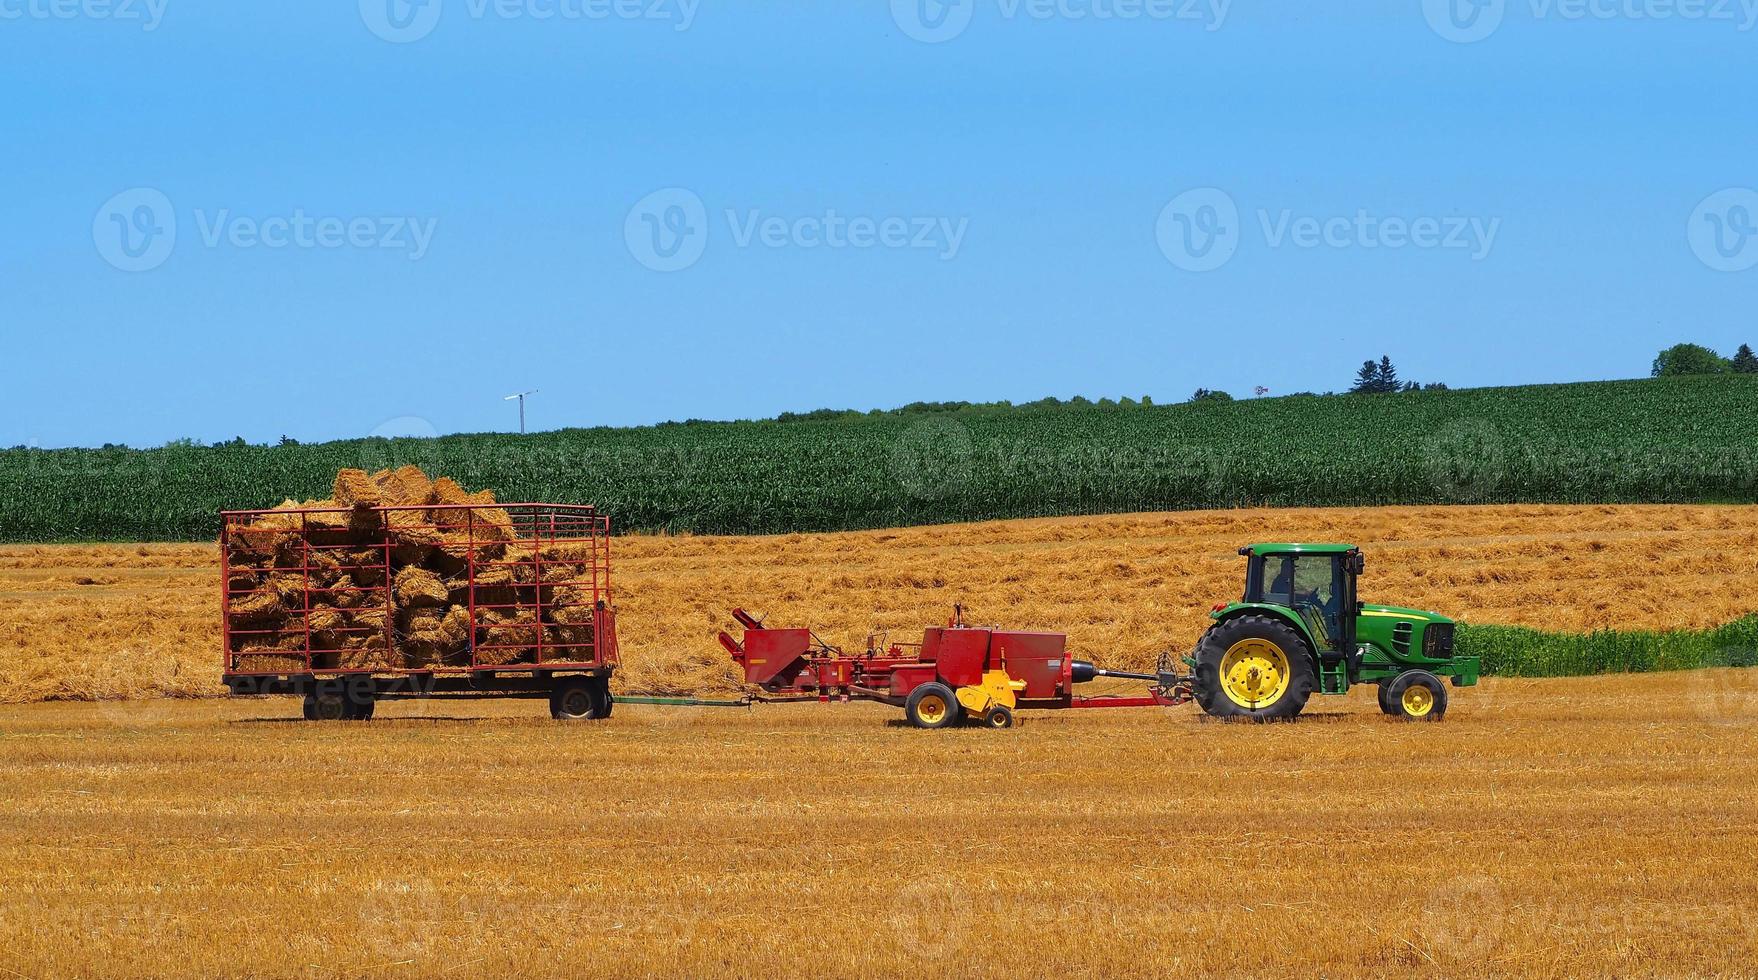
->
1385, 670, 1448, 721
982, 705, 1014, 729
904, 682, 961, 729
551, 676, 611, 721
1191, 614, 1316, 721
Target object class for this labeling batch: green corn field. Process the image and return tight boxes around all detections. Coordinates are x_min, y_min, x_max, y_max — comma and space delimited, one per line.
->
2, 375, 1755, 541
1460, 614, 1758, 677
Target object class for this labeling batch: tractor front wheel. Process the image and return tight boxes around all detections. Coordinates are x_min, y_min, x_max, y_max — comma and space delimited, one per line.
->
905, 683, 961, 729
1376, 682, 1396, 715
1193, 615, 1316, 721
1385, 670, 1448, 721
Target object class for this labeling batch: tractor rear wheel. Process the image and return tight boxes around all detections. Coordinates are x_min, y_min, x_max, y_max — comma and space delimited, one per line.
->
1385, 670, 1448, 721
904, 683, 961, 729
1193, 615, 1316, 721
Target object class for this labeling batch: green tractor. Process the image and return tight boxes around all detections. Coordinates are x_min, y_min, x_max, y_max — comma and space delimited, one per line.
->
1183, 544, 1479, 721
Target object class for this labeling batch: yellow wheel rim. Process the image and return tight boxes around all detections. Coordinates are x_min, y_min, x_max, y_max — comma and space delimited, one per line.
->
917, 694, 948, 724
1401, 684, 1434, 717
1219, 639, 1291, 709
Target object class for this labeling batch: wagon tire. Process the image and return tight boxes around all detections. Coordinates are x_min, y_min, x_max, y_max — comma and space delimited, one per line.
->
905, 682, 961, 730
587, 676, 613, 719
301, 695, 318, 721
307, 691, 348, 722
551, 677, 610, 721
342, 688, 376, 721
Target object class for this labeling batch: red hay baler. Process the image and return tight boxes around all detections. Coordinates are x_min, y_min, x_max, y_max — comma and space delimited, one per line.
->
718, 605, 1190, 728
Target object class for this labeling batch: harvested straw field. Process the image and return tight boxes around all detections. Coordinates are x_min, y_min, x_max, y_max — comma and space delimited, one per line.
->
3, 503, 1757, 703
1, 672, 1756, 977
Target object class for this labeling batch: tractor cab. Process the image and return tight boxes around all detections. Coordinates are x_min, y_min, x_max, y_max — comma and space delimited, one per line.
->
1239, 543, 1362, 659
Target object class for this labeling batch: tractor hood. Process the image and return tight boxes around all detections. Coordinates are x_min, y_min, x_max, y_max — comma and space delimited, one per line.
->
1358, 604, 1454, 625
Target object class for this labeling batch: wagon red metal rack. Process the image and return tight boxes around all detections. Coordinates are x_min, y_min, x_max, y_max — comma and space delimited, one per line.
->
719, 605, 1190, 728
220, 501, 618, 721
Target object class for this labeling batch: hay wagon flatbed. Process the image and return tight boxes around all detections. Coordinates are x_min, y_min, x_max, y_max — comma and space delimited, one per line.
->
219, 493, 618, 721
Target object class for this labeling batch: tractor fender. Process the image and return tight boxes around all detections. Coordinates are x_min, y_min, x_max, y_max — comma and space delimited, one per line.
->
1206, 604, 1322, 668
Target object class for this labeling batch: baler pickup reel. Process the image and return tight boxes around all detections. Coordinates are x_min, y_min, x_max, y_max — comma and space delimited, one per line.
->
718, 606, 1191, 729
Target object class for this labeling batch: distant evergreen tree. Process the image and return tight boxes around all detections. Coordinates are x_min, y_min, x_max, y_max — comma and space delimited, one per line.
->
1377, 356, 1399, 391
1734, 344, 1758, 374
1351, 356, 1404, 393
1350, 360, 1380, 393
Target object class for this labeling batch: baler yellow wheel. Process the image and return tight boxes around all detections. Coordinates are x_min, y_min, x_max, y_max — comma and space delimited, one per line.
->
904, 682, 962, 729
1218, 638, 1292, 709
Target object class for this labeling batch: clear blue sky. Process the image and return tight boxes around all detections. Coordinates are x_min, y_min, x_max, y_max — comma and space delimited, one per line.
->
3, 0, 1755, 448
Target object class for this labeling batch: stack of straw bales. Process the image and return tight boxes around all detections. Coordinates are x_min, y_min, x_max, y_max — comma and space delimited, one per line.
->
225, 467, 598, 673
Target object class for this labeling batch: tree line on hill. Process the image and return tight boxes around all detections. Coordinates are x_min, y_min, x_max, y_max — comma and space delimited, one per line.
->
1652, 342, 1758, 377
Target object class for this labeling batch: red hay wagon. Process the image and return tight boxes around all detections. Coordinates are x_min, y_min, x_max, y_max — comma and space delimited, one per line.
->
219, 501, 618, 721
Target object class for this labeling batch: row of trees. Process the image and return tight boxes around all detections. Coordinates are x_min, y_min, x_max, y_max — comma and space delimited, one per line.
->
1349, 356, 1446, 395
1651, 342, 1758, 377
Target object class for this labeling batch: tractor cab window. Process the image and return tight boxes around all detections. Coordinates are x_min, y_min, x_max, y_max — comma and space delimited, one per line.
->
1260, 555, 1344, 652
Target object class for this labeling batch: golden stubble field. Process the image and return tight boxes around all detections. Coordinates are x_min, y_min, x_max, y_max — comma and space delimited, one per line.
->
1, 672, 1757, 978
3, 503, 1757, 702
